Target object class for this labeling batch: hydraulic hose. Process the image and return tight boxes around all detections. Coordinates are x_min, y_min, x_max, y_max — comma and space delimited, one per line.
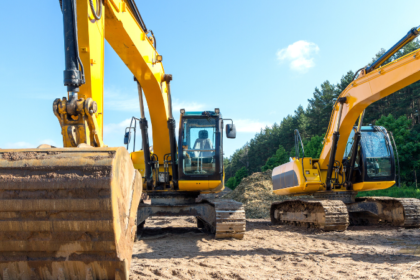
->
125, 0, 157, 49
89, 0, 102, 20
62, 0, 85, 93
71, 0, 85, 85
352, 67, 364, 81
366, 27, 420, 73
126, 0, 148, 32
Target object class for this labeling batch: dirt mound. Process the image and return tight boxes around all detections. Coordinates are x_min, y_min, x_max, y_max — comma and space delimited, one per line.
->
223, 170, 293, 219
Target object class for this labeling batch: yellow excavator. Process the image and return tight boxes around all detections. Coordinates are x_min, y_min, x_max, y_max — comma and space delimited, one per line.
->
271, 26, 420, 231
0, 0, 245, 279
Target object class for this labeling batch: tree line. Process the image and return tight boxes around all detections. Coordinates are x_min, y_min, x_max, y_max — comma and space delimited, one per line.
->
225, 40, 420, 189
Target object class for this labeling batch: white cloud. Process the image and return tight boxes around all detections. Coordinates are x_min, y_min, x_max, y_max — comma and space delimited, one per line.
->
277, 40, 320, 72
234, 119, 271, 133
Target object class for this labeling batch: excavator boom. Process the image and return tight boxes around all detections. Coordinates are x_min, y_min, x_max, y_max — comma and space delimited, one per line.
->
319, 28, 420, 170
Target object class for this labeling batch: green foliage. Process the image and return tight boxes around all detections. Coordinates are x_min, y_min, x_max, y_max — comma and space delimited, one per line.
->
261, 145, 288, 171
224, 40, 420, 191
234, 167, 248, 186
287, 135, 324, 160
225, 177, 236, 190
376, 114, 420, 183
304, 135, 324, 158
357, 185, 420, 199
364, 40, 420, 125
225, 167, 248, 190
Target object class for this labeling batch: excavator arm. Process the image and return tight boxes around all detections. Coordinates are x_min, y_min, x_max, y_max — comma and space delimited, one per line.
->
319, 27, 420, 170
55, 0, 172, 160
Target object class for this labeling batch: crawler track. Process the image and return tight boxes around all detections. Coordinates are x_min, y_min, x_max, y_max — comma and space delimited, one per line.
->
270, 199, 349, 231
205, 199, 246, 239
353, 197, 420, 227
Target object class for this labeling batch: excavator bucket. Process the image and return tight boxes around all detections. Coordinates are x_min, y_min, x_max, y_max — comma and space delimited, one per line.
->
0, 147, 142, 280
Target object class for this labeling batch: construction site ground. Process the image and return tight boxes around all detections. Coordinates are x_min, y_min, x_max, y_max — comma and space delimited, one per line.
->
131, 217, 420, 280
131, 171, 420, 279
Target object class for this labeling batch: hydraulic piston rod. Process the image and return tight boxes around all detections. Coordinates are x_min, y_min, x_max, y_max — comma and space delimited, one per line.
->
366, 26, 420, 73
62, 0, 85, 95
136, 80, 153, 189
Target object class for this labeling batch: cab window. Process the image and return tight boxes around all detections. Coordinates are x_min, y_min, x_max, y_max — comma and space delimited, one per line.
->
181, 118, 216, 175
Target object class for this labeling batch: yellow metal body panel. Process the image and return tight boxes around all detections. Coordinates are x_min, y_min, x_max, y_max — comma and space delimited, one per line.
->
352, 181, 395, 192
131, 150, 146, 176
178, 180, 223, 192
104, 1, 170, 162
272, 159, 323, 196
76, 0, 106, 139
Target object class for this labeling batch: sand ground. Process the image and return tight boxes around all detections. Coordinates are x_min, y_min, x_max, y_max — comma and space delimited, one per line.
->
130, 217, 420, 280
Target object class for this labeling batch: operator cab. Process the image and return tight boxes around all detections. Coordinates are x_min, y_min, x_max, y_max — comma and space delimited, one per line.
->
343, 126, 396, 184
178, 110, 236, 182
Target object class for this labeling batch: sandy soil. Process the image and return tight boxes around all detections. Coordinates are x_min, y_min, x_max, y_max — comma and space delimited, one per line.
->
130, 217, 420, 280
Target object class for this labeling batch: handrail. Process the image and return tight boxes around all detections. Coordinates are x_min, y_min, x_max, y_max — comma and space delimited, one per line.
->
294, 129, 307, 182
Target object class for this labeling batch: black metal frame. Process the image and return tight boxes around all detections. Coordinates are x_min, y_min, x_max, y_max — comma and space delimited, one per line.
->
124, 117, 140, 152
326, 97, 347, 191
360, 126, 396, 183
178, 114, 223, 182
344, 126, 396, 187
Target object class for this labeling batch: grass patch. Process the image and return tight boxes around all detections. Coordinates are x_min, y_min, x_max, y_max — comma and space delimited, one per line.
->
356, 185, 420, 199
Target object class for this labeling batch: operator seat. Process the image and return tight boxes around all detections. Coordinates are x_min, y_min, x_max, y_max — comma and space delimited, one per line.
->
193, 130, 213, 159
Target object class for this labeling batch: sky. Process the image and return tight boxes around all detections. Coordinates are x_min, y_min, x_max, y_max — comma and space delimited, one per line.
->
0, 0, 419, 157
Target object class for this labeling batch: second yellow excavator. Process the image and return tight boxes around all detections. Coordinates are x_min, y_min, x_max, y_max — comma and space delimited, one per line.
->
0, 0, 245, 279
270, 26, 420, 231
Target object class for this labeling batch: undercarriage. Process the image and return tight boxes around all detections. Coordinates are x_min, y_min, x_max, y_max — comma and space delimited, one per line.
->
137, 192, 246, 239
270, 192, 420, 231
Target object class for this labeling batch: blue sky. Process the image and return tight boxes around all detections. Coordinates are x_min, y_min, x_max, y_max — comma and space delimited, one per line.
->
0, 0, 419, 157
